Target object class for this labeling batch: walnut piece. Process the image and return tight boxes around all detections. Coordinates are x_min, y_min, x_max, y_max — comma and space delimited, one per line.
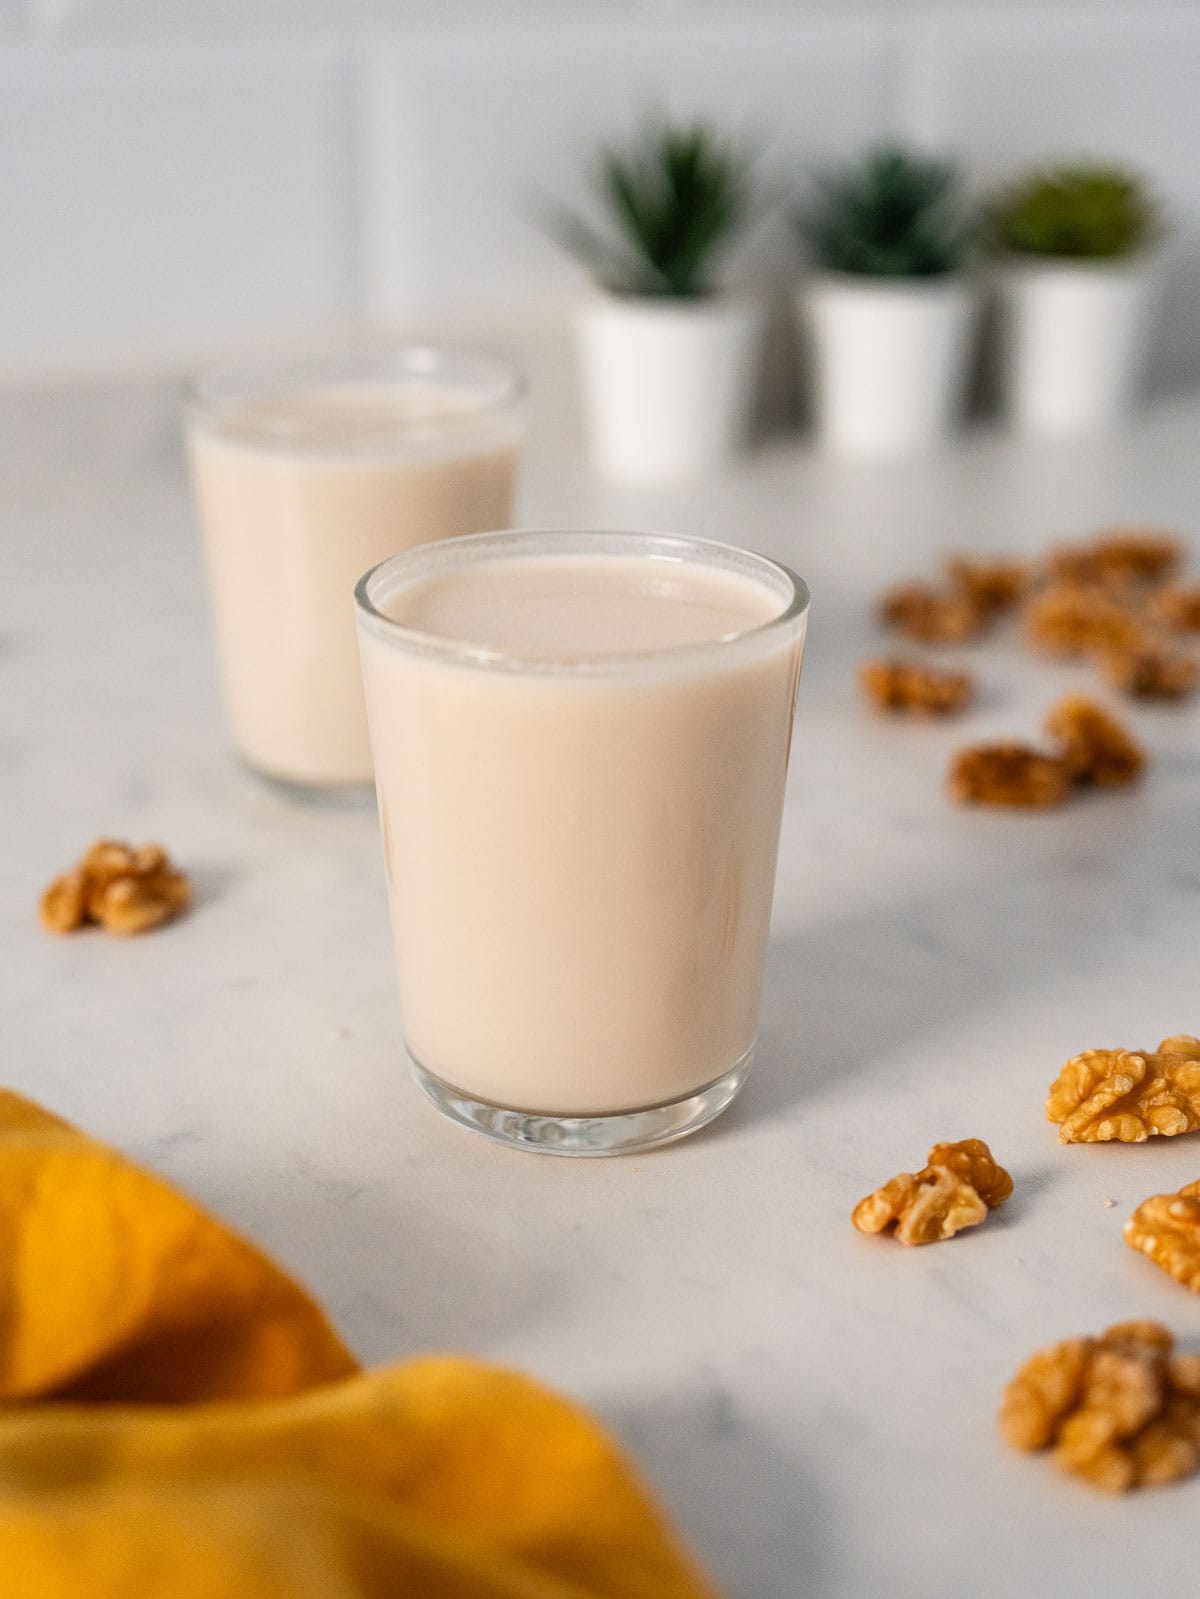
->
1125, 1180, 1200, 1294
1023, 583, 1146, 658
1043, 694, 1144, 788
1160, 1034, 1200, 1057
858, 658, 974, 715
944, 555, 1029, 613
999, 1335, 1095, 1450
924, 1138, 1014, 1207
39, 838, 190, 937
878, 583, 986, 645
1000, 1320, 1200, 1492
1046, 1037, 1200, 1143
1098, 643, 1199, 700
39, 868, 89, 933
1150, 581, 1200, 633
1050, 530, 1183, 589
949, 696, 1144, 810
852, 1137, 1012, 1246
948, 743, 1071, 809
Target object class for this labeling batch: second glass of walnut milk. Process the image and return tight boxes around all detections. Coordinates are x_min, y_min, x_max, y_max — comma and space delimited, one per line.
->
185, 347, 527, 798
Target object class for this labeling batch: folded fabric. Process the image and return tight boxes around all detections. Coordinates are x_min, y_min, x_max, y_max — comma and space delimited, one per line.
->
0, 1092, 357, 1404
0, 1092, 719, 1599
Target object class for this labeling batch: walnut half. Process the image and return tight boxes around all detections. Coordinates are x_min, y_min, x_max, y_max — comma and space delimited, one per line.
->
944, 555, 1029, 613
878, 583, 987, 645
1023, 582, 1146, 658
859, 659, 974, 715
852, 1138, 1012, 1246
1046, 1037, 1200, 1143
1098, 644, 1200, 701
1150, 581, 1200, 633
39, 839, 190, 937
1125, 1181, 1200, 1295
948, 744, 1071, 809
1000, 1321, 1200, 1492
1049, 530, 1183, 589
1043, 695, 1144, 788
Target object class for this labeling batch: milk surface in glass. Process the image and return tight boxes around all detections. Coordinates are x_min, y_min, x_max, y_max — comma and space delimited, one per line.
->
186, 350, 525, 793
356, 532, 808, 1145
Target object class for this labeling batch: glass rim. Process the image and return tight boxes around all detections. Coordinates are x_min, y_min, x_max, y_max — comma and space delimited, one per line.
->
181, 342, 529, 448
354, 530, 810, 678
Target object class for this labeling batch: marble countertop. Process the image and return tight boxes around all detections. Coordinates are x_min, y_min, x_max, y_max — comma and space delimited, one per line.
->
4, 359, 1200, 1599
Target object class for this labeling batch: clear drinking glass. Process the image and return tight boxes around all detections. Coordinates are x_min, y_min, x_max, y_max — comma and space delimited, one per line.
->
355, 530, 810, 1155
184, 346, 528, 800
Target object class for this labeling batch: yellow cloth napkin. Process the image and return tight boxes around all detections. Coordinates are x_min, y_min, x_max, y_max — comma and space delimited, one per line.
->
0, 1092, 720, 1599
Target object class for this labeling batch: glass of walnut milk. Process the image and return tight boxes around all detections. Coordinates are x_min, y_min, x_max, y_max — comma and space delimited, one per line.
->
185, 347, 527, 800
355, 530, 809, 1155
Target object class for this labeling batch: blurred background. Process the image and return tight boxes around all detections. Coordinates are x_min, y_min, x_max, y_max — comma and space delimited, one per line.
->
3, 0, 1199, 395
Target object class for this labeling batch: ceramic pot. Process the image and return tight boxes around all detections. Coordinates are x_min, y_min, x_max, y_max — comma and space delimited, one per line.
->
575, 294, 765, 482
798, 273, 980, 459
993, 254, 1159, 437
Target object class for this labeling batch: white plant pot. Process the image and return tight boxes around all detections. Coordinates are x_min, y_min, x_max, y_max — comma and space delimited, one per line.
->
993, 255, 1159, 437
575, 294, 765, 482
797, 273, 980, 459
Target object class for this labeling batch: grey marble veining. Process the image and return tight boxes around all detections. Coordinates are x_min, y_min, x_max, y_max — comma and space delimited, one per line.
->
4, 364, 1200, 1599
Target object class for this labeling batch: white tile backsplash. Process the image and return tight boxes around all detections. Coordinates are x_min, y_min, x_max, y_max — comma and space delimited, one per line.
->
26, 0, 924, 41
1, 5, 1199, 386
909, 6, 1200, 186
31, 0, 645, 43
360, 18, 894, 326
0, 42, 356, 372
909, 4, 1200, 388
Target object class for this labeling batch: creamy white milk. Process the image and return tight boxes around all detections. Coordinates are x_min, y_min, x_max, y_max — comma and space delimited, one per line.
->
358, 542, 806, 1117
187, 372, 523, 790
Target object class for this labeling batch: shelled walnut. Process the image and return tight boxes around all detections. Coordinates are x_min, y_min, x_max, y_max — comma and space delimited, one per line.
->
1097, 643, 1200, 700
858, 659, 974, 715
851, 1138, 1012, 1245
1046, 1037, 1200, 1143
40, 839, 190, 936
1049, 530, 1183, 589
948, 744, 1071, 808
944, 555, 1029, 613
1125, 1181, 1200, 1294
1023, 583, 1146, 658
878, 583, 986, 645
1150, 581, 1200, 633
999, 1320, 1200, 1492
1043, 695, 1144, 787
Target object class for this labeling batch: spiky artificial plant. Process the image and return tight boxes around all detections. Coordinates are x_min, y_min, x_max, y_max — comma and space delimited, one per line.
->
796, 146, 970, 277
548, 120, 755, 298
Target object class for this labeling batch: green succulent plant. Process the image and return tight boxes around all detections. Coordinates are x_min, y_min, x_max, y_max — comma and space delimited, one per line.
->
987, 163, 1158, 259
795, 146, 971, 278
546, 120, 756, 298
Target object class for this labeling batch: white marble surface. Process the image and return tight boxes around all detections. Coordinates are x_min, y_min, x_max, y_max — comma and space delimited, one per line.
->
4, 360, 1200, 1598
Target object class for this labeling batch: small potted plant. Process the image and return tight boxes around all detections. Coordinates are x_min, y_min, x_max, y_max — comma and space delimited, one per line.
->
548, 120, 762, 482
986, 162, 1162, 436
793, 146, 978, 458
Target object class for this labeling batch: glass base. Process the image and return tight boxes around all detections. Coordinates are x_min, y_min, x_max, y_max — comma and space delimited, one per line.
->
236, 756, 376, 810
409, 1047, 754, 1156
